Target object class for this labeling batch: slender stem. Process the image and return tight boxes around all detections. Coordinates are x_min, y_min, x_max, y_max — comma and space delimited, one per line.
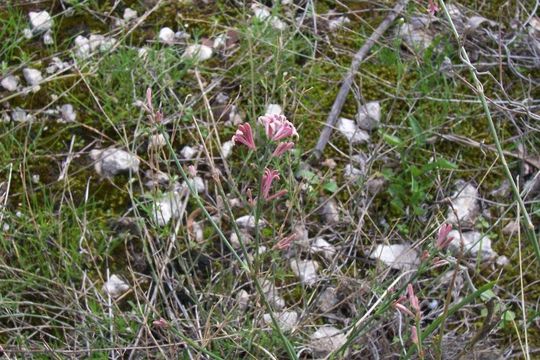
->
438, 0, 540, 265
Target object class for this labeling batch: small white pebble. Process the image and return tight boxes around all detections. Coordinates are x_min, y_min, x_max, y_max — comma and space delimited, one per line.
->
23, 28, 33, 39
29, 11, 53, 32
180, 145, 197, 159
23, 68, 43, 86
60, 104, 76, 122
43, 29, 54, 45
182, 44, 213, 62
1, 75, 19, 92
221, 140, 234, 159
102, 274, 129, 298
123, 8, 138, 21
158, 27, 175, 44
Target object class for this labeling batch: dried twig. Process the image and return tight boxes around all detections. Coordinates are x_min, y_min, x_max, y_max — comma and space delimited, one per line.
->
312, 0, 410, 159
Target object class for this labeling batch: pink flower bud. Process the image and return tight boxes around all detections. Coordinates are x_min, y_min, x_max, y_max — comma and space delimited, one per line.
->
258, 114, 298, 142
272, 141, 295, 157
232, 123, 256, 150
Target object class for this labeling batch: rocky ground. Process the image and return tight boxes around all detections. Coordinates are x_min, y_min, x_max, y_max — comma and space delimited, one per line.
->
1, 0, 540, 358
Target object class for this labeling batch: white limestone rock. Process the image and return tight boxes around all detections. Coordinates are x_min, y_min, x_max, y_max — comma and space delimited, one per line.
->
309, 326, 347, 356
310, 237, 336, 260
1, 75, 19, 92
221, 140, 234, 159
356, 101, 381, 131
23, 68, 42, 86
265, 103, 283, 115
290, 259, 319, 286
447, 230, 497, 261
369, 244, 419, 271
151, 191, 183, 226
182, 44, 213, 62
235, 215, 266, 230
446, 181, 480, 227
261, 279, 285, 309
263, 311, 298, 332
320, 198, 340, 225
89, 148, 140, 178
123, 8, 138, 21
102, 274, 129, 298
180, 145, 197, 159
59, 104, 76, 122
337, 117, 370, 144
29, 11, 53, 33
148, 133, 167, 151
158, 27, 176, 44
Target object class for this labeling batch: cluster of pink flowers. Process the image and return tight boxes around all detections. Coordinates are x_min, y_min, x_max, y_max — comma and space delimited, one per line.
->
231, 113, 298, 203
427, 0, 439, 16
393, 284, 423, 348
232, 114, 298, 157
231, 113, 298, 249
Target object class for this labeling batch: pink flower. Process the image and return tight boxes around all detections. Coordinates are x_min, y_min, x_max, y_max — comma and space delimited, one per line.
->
407, 284, 421, 316
187, 165, 197, 177
261, 168, 280, 200
153, 318, 169, 329
232, 123, 256, 150
410, 326, 419, 345
258, 114, 298, 142
274, 233, 296, 250
436, 224, 453, 249
428, 0, 439, 16
393, 301, 415, 318
272, 141, 295, 157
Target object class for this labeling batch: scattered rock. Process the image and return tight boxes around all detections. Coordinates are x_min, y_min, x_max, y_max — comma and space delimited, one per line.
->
46, 57, 70, 74
185, 176, 206, 193
73, 34, 116, 58
398, 17, 434, 51
89, 148, 140, 178
309, 326, 347, 356
369, 244, 419, 271
213, 33, 228, 49
143, 170, 170, 189
43, 29, 54, 45
151, 191, 183, 226
365, 177, 385, 195
59, 104, 76, 122
502, 220, 519, 235
318, 287, 339, 313
221, 140, 234, 159
261, 279, 285, 309
290, 259, 319, 286
336, 117, 370, 144
237, 289, 250, 311
344, 164, 363, 180
158, 27, 176, 44
29, 11, 53, 33
235, 215, 266, 230
229, 229, 252, 248
447, 230, 497, 261
293, 223, 310, 247
320, 198, 340, 225
148, 133, 167, 151
123, 8, 138, 22
23, 68, 42, 86
182, 44, 213, 62
252, 4, 287, 30
311, 237, 336, 260
74, 35, 91, 58
496, 255, 509, 267
446, 181, 480, 228
102, 274, 129, 298
23, 28, 33, 39
11, 108, 32, 122
265, 103, 283, 115
263, 311, 298, 332
328, 16, 350, 31
180, 145, 198, 159
1, 75, 19, 92
356, 101, 381, 131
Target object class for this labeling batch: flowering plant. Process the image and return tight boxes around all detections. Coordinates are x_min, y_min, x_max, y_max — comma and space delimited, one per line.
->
231, 112, 298, 249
